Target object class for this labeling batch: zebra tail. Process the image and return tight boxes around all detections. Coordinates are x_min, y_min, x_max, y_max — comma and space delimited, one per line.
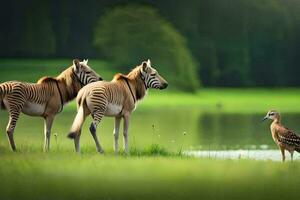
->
68, 105, 85, 139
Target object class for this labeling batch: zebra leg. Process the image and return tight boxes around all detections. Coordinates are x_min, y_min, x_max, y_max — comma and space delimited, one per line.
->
90, 110, 105, 154
6, 110, 21, 151
113, 117, 121, 154
5, 90, 25, 151
123, 114, 131, 154
74, 129, 82, 153
43, 115, 54, 152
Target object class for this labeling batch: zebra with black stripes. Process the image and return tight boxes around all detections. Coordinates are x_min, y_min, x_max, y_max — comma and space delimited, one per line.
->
0, 59, 102, 151
68, 59, 168, 154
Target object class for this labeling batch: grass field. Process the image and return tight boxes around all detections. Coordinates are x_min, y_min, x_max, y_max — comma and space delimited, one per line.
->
1, 59, 300, 200
139, 88, 300, 113
1, 152, 300, 200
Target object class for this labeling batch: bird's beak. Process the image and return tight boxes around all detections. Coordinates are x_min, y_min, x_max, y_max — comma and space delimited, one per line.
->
261, 116, 268, 122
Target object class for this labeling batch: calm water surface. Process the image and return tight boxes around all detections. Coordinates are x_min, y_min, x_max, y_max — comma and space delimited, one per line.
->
1, 106, 300, 155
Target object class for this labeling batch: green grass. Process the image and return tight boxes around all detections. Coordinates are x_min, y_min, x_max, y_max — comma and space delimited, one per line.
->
0, 89, 299, 200
1, 59, 300, 199
54, 88, 300, 115
142, 88, 300, 113
1, 151, 300, 200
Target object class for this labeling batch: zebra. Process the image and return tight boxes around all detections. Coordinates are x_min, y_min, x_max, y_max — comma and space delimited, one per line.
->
68, 59, 168, 154
0, 59, 102, 151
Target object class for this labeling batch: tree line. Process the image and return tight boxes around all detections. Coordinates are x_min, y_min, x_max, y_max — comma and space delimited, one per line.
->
1, 0, 300, 90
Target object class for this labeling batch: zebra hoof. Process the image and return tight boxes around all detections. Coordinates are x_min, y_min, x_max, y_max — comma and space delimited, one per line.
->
67, 132, 76, 139
98, 149, 104, 154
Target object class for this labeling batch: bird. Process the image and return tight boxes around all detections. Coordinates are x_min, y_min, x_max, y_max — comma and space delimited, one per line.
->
262, 110, 300, 162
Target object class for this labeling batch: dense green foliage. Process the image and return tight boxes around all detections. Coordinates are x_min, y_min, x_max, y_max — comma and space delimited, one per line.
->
94, 5, 199, 91
2, 0, 300, 89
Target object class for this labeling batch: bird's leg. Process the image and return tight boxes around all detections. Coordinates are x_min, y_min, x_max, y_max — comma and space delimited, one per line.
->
280, 146, 285, 162
290, 150, 294, 162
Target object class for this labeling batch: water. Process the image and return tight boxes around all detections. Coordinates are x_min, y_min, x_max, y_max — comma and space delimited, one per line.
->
185, 150, 299, 161
1, 106, 300, 156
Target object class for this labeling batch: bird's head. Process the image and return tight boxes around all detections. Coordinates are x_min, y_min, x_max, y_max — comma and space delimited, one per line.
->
262, 110, 280, 122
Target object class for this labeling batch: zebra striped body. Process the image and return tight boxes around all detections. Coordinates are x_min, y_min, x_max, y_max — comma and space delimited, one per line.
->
0, 59, 102, 151
1, 81, 56, 115
77, 80, 136, 117
68, 59, 168, 154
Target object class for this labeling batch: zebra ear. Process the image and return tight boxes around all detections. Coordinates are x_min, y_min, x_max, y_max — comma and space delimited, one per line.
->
142, 61, 147, 72
73, 59, 81, 72
142, 60, 150, 72
83, 59, 88, 65
147, 59, 151, 67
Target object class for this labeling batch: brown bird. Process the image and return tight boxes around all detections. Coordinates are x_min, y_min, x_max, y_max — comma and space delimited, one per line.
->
262, 110, 300, 161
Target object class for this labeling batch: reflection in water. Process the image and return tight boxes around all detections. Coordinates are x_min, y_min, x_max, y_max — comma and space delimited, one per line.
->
186, 150, 300, 161
197, 112, 300, 150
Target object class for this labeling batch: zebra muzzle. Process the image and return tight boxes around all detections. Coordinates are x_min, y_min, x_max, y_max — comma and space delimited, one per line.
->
160, 82, 168, 90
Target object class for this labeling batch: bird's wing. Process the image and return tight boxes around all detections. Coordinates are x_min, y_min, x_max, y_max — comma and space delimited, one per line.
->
277, 126, 300, 147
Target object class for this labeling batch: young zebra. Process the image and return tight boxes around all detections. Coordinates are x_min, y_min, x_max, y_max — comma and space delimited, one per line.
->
0, 59, 102, 151
68, 59, 168, 153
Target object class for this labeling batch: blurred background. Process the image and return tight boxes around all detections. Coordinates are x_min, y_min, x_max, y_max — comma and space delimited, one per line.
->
1, 0, 300, 153
2, 2, 300, 199
2, 0, 300, 91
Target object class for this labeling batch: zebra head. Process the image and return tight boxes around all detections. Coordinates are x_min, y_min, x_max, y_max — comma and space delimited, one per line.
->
73, 59, 103, 85
140, 59, 168, 90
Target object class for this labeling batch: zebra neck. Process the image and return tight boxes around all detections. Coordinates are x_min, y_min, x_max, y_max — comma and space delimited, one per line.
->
56, 75, 81, 104
125, 79, 136, 103
133, 76, 147, 101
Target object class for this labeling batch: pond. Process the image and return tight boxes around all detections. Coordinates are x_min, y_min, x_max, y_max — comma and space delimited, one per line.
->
185, 150, 298, 161
1, 106, 300, 156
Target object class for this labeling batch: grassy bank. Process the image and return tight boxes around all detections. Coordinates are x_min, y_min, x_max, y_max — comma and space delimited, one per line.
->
0, 152, 299, 200
142, 88, 300, 113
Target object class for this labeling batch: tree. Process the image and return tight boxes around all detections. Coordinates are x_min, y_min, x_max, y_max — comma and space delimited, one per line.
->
21, 0, 56, 57
94, 4, 200, 92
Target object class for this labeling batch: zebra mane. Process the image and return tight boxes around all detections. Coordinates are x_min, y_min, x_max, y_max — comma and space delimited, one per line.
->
35, 67, 81, 104
113, 66, 147, 101
126, 65, 147, 101
37, 76, 57, 84
113, 73, 128, 81
113, 65, 142, 80
56, 66, 82, 103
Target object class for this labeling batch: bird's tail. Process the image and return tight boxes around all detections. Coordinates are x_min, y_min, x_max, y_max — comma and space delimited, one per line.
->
67, 104, 86, 139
